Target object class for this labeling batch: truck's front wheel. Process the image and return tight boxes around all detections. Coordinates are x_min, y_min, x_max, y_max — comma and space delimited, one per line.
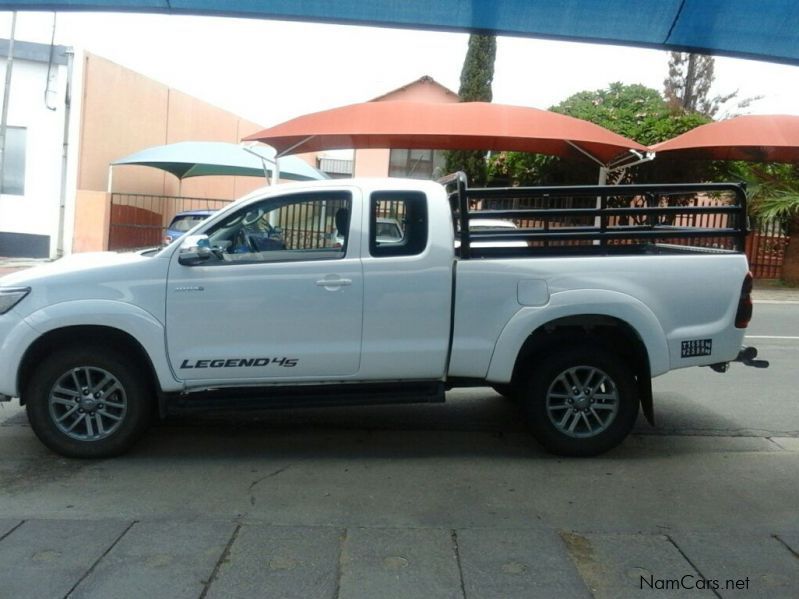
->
525, 347, 639, 456
25, 348, 154, 458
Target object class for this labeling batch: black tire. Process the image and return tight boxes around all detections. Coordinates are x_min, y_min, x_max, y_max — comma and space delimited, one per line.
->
524, 346, 639, 457
24, 347, 154, 458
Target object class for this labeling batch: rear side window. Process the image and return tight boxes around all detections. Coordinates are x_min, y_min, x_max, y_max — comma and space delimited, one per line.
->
370, 191, 428, 257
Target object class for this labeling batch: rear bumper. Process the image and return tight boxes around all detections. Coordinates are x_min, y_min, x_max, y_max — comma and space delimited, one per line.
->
710, 346, 769, 372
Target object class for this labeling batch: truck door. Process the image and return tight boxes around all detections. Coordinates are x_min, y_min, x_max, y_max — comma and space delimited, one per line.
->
166, 189, 364, 381
359, 190, 452, 378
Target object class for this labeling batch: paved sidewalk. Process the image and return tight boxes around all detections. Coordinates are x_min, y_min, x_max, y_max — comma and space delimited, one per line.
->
753, 282, 799, 302
0, 518, 796, 598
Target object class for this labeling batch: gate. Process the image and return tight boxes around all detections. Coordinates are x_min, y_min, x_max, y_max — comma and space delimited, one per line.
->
108, 193, 232, 250
745, 216, 789, 279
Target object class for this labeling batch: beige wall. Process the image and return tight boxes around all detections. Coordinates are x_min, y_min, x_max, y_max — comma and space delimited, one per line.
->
354, 149, 390, 178
77, 53, 267, 200
78, 53, 169, 195
353, 77, 459, 177
73, 53, 270, 251
72, 190, 111, 252
376, 80, 459, 103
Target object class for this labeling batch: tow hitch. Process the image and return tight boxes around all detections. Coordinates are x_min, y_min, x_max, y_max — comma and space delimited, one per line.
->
710, 346, 769, 373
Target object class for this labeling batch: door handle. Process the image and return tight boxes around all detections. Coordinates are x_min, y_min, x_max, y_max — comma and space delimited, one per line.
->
315, 277, 352, 288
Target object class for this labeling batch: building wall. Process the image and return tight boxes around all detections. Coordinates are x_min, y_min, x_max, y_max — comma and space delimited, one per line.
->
354, 149, 390, 178
78, 53, 266, 199
353, 77, 459, 177
72, 52, 269, 252
0, 57, 68, 258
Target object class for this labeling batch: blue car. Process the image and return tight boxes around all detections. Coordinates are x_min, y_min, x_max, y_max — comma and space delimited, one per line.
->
165, 208, 286, 252
163, 210, 216, 245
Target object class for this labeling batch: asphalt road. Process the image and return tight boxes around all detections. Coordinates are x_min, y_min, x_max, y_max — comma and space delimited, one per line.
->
0, 300, 797, 598
647, 300, 799, 437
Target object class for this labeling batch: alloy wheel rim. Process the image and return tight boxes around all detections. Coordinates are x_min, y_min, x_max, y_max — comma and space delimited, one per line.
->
48, 366, 128, 441
545, 365, 619, 438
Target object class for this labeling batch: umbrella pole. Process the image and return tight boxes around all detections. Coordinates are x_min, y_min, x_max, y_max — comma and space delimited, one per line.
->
272, 158, 280, 185
259, 159, 271, 186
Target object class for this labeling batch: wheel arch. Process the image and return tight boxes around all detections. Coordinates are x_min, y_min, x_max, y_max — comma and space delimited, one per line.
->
19, 325, 162, 406
17, 300, 182, 400
505, 314, 654, 424
487, 290, 669, 382
486, 291, 668, 425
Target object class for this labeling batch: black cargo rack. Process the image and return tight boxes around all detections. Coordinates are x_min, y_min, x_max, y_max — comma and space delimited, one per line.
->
439, 172, 748, 259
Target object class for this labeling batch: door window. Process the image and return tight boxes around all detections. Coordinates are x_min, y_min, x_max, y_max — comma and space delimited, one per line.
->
204, 191, 351, 263
370, 191, 428, 257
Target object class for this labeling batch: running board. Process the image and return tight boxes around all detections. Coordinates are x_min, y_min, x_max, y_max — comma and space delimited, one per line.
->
165, 381, 445, 414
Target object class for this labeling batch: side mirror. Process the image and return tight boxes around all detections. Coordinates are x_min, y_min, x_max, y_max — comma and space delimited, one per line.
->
178, 234, 213, 266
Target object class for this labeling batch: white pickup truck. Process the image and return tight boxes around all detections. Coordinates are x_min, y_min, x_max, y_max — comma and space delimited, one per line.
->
0, 174, 766, 458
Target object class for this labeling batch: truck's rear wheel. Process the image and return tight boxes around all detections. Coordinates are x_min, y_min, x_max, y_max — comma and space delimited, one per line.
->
524, 347, 639, 456
25, 348, 154, 458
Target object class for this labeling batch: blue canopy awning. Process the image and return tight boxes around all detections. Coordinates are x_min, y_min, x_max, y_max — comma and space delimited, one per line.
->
2, 1, 798, 65
112, 141, 328, 181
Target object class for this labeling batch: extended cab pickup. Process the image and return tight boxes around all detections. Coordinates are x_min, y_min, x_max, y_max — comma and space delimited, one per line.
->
0, 174, 766, 458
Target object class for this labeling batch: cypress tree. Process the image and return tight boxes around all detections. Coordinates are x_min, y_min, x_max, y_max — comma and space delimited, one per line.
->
446, 34, 497, 185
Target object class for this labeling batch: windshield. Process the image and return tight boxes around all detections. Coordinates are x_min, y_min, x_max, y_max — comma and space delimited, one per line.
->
375, 221, 402, 240
170, 214, 211, 232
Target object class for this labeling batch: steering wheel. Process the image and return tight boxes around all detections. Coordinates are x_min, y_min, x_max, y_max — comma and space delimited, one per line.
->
241, 207, 264, 226
244, 232, 260, 253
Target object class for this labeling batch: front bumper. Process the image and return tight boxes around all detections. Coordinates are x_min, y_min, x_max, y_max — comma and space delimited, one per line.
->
0, 311, 39, 397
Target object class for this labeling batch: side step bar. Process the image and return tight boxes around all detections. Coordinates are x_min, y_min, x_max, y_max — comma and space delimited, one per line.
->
165, 381, 445, 414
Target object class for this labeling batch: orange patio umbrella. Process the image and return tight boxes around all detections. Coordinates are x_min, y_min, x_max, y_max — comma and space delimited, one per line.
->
244, 101, 650, 171
651, 115, 799, 163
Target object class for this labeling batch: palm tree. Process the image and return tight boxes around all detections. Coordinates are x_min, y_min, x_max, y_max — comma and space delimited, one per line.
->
740, 166, 799, 285
754, 190, 799, 285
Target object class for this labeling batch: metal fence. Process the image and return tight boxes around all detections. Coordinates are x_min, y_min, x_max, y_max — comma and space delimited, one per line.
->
479, 191, 787, 278
746, 216, 789, 279
109, 191, 789, 279
109, 194, 232, 250
273, 197, 350, 250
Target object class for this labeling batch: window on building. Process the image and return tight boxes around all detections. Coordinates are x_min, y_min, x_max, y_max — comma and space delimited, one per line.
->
1, 127, 26, 195
388, 149, 446, 180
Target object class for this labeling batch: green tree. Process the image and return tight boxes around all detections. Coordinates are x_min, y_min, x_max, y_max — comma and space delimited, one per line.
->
445, 34, 496, 185
488, 83, 711, 186
552, 82, 710, 145
723, 162, 799, 285
663, 52, 759, 118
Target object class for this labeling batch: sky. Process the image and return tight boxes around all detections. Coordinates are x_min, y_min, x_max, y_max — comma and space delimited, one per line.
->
2, 10, 798, 135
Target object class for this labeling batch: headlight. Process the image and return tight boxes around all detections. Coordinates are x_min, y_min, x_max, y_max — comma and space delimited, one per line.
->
0, 287, 30, 314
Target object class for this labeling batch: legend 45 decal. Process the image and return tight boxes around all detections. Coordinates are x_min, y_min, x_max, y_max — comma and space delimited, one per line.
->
180, 357, 299, 369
